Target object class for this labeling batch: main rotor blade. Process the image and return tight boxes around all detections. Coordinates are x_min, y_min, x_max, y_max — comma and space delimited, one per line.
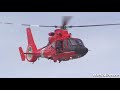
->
39, 25, 58, 28
0, 21, 58, 27
62, 16, 72, 27
1, 21, 120, 29
68, 23, 120, 28
0, 21, 37, 27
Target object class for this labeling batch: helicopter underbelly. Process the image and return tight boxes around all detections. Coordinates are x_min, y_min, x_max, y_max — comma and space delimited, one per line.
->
39, 46, 83, 61
52, 51, 81, 61
40, 47, 56, 59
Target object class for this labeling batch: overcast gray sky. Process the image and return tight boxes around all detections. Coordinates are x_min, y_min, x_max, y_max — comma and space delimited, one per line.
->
0, 12, 120, 78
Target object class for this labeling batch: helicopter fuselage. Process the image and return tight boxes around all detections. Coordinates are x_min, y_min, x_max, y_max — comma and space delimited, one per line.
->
19, 28, 88, 63
38, 29, 88, 62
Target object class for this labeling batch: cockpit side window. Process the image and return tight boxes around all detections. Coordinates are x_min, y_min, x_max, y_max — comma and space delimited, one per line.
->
68, 39, 72, 48
63, 39, 69, 51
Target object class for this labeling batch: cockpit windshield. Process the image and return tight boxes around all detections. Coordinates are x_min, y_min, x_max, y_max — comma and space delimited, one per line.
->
76, 39, 84, 46
69, 38, 85, 47
54, 38, 85, 53
69, 39, 78, 45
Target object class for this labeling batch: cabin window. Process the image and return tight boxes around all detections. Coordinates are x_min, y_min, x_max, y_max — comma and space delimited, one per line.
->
51, 42, 55, 48
63, 40, 67, 48
55, 40, 63, 53
56, 41, 63, 49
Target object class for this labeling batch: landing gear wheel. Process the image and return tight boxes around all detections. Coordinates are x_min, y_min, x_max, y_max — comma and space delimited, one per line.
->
54, 59, 57, 62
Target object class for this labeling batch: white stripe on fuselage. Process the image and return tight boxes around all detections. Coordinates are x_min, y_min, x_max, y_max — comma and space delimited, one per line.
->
40, 48, 45, 58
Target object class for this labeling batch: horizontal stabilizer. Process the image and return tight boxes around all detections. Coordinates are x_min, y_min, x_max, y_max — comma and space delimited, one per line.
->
19, 47, 25, 61
24, 53, 39, 54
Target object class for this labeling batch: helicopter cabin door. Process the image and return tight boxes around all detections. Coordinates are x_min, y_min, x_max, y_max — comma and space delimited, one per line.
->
55, 40, 63, 54
63, 39, 69, 52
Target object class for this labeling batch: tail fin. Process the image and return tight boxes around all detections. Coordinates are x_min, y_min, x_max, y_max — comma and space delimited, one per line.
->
26, 28, 38, 62
19, 47, 25, 61
19, 28, 38, 62
26, 28, 37, 51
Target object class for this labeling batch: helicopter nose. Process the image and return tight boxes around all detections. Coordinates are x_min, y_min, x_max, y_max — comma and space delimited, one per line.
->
76, 47, 88, 57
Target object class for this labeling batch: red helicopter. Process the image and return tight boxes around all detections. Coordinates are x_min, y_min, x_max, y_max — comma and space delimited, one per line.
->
1, 16, 120, 64
18, 16, 89, 63
17, 16, 120, 63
